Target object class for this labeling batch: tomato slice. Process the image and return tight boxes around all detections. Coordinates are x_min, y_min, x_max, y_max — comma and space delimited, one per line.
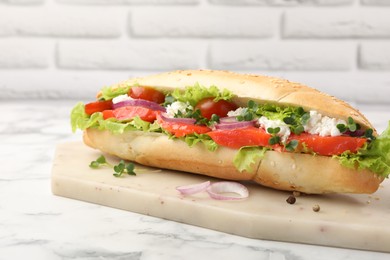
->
207, 127, 273, 149
128, 86, 165, 104
112, 106, 157, 122
207, 127, 367, 155
291, 133, 367, 156
156, 114, 211, 137
195, 97, 238, 119
85, 100, 113, 115
102, 110, 115, 120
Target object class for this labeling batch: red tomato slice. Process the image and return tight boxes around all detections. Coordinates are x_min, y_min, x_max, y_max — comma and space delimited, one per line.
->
290, 133, 367, 156
85, 100, 112, 115
128, 86, 165, 104
195, 97, 238, 120
207, 127, 273, 149
102, 110, 115, 120
207, 127, 367, 155
112, 106, 157, 122
156, 114, 211, 137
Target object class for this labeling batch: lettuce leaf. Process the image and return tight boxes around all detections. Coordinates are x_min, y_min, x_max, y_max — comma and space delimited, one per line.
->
233, 146, 269, 173
171, 83, 234, 106
183, 133, 218, 151
98, 118, 134, 134
70, 102, 101, 133
337, 121, 390, 178
100, 84, 133, 101
70, 103, 162, 134
257, 104, 304, 121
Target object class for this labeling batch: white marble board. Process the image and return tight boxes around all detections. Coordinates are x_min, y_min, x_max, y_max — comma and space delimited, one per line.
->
51, 141, 390, 253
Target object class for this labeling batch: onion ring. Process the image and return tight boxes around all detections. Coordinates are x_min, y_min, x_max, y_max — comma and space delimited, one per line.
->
176, 181, 210, 195
113, 99, 166, 112
176, 181, 249, 200
160, 112, 197, 125
219, 116, 239, 123
214, 120, 256, 130
206, 181, 249, 200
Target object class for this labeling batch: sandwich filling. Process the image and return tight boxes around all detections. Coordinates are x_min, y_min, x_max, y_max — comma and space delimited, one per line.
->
71, 83, 390, 178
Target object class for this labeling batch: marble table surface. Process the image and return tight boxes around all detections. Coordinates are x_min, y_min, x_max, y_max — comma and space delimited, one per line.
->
1, 100, 390, 260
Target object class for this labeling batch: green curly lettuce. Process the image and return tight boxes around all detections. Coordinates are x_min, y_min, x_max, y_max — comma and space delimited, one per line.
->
183, 133, 218, 152
99, 84, 134, 101
70, 102, 161, 135
233, 146, 269, 173
171, 83, 234, 106
336, 121, 390, 178
71, 102, 100, 132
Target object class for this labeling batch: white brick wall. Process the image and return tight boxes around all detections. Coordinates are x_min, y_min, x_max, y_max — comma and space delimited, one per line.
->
0, 39, 50, 68
210, 41, 354, 70
0, 0, 389, 104
131, 8, 276, 37
58, 40, 204, 70
359, 43, 390, 70
0, 8, 122, 37
283, 9, 390, 38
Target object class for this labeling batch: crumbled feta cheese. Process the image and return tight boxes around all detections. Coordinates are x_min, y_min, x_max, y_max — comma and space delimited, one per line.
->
227, 107, 247, 117
165, 101, 193, 118
304, 110, 346, 137
112, 94, 133, 104
258, 116, 291, 143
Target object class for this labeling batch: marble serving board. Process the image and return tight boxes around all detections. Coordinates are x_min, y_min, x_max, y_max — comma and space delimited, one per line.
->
51, 141, 390, 253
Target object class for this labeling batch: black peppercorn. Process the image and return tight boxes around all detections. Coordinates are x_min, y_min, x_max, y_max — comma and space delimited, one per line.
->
286, 195, 296, 204
313, 204, 320, 212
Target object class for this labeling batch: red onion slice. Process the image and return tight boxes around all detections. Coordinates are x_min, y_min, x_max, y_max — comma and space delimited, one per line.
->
113, 99, 166, 112
214, 120, 256, 130
160, 112, 197, 125
177, 181, 249, 201
219, 116, 239, 123
206, 181, 249, 200
176, 181, 211, 195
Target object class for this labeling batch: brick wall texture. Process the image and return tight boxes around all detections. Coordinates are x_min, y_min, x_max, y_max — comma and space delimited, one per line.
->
0, 0, 389, 104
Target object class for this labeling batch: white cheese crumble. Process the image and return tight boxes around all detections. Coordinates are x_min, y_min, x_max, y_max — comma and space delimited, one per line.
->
258, 116, 291, 143
304, 110, 346, 137
112, 94, 133, 104
165, 101, 193, 118
227, 107, 247, 117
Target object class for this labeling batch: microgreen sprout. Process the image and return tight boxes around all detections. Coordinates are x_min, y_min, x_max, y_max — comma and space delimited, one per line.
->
337, 117, 361, 133
248, 100, 258, 110
89, 155, 136, 177
281, 108, 309, 135
283, 116, 295, 125
113, 160, 136, 177
267, 127, 281, 145
89, 155, 113, 168
300, 112, 310, 125
267, 127, 281, 135
209, 114, 220, 125
285, 140, 299, 152
163, 94, 175, 106
337, 124, 347, 133
364, 128, 376, 141
292, 125, 304, 135
236, 100, 258, 122
269, 136, 281, 145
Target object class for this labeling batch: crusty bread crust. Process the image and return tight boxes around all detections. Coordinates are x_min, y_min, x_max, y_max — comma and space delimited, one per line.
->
84, 128, 383, 194
86, 70, 383, 194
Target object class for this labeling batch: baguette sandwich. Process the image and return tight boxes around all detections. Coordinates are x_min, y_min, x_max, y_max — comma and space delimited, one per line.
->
71, 70, 390, 194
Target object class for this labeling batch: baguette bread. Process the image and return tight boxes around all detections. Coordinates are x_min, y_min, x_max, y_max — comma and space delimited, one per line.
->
84, 70, 384, 194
